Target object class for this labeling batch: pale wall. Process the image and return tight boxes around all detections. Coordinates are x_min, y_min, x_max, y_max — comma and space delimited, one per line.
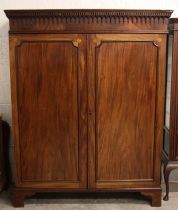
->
0, 0, 178, 182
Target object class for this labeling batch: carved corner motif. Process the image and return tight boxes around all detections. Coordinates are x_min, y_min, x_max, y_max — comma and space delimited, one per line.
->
15, 41, 24, 48
72, 38, 82, 47
93, 39, 102, 47
152, 41, 160, 48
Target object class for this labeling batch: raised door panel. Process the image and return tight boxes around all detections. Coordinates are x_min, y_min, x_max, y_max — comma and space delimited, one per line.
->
10, 34, 87, 189
88, 34, 166, 189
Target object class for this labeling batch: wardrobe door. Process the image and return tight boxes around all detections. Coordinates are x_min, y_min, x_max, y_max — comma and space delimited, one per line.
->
10, 34, 87, 189
88, 34, 167, 189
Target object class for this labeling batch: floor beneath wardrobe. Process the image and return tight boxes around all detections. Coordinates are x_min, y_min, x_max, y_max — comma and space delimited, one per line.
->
0, 183, 178, 210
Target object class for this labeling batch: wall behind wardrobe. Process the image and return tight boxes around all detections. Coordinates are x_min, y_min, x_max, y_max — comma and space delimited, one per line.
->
0, 0, 177, 182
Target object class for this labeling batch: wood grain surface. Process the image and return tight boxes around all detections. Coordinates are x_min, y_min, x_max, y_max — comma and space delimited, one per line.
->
6, 9, 171, 207
10, 34, 87, 188
88, 34, 166, 189
96, 41, 157, 181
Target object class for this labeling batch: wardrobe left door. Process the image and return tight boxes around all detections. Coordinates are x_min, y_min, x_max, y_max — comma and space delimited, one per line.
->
10, 34, 88, 189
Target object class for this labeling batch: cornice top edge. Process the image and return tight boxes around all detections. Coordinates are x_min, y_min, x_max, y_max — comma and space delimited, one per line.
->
4, 9, 173, 19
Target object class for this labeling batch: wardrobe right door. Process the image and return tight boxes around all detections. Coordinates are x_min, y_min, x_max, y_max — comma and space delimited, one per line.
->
87, 34, 167, 189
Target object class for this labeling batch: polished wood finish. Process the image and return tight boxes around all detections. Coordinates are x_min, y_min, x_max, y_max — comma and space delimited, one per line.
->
11, 188, 35, 207
163, 18, 178, 201
5, 9, 172, 207
10, 34, 87, 188
141, 190, 162, 207
88, 34, 166, 190
5, 9, 172, 34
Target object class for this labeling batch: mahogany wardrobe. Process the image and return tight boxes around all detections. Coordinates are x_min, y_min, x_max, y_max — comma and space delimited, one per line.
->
5, 9, 172, 207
